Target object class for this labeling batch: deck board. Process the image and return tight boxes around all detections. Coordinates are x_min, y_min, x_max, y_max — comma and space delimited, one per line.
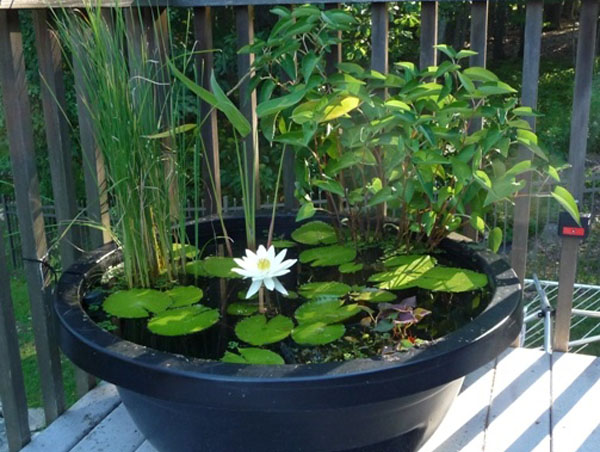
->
20, 348, 600, 452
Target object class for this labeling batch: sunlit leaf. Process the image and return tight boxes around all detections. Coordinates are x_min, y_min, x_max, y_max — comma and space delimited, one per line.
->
103, 289, 171, 319
165, 286, 203, 308
291, 221, 337, 245
295, 298, 360, 324
222, 348, 285, 365
298, 281, 351, 299
148, 305, 219, 336
235, 315, 294, 346
292, 322, 345, 345
299, 244, 356, 267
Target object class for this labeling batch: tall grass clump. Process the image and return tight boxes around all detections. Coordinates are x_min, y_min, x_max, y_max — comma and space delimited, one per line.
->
56, 8, 191, 288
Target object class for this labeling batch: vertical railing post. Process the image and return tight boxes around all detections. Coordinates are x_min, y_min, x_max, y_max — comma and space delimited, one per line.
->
0, 10, 65, 423
554, 0, 599, 352
420, 1, 438, 69
510, 0, 544, 285
194, 7, 222, 215
0, 210, 30, 452
236, 6, 260, 206
371, 2, 389, 74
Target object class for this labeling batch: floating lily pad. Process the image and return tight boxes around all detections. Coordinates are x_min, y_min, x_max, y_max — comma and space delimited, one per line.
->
411, 266, 488, 292
202, 257, 241, 278
291, 221, 337, 245
271, 239, 297, 248
235, 315, 294, 346
147, 304, 219, 336
295, 298, 361, 324
165, 286, 203, 308
172, 243, 199, 259
227, 302, 258, 316
370, 255, 437, 290
285, 290, 299, 299
353, 289, 396, 303
222, 348, 285, 365
185, 260, 208, 277
299, 245, 357, 267
339, 262, 363, 273
103, 289, 171, 319
292, 322, 345, 345
298, 281, 351, 299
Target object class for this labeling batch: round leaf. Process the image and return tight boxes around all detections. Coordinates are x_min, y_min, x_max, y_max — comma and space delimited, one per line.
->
147, 305, 219, 336
103, 289, 171, 319
235, 315, 294, 346
299, 245, 356, 267
222, 348, 285, 365
202, 257, 241, 278
413, 266, 488, 292
292, 322, 345, 345
295, 298, 361, 324
291, 221, 337, 245
185, 260, 208, 277
353, 289, 396, 303
227, 302, 258, 316
298, 281, 351, 299
339, 262, 363, 273
165, 286, 203, 308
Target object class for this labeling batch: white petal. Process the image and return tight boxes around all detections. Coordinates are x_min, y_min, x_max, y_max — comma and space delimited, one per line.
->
263, 277, 275, 291
232, 268, 253, 278
257, 245, 267, 258
233, 258, 247, 268
245, 249, 257, 261
269, 268, 291, 278
279, 258, 297, 270
267, 246, 276, 261
246, 279, 262, 299
273, 278, 288, 296
274, 248, 287, 266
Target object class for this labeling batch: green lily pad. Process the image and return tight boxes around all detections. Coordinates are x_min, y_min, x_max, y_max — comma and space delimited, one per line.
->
353, 289, 396, 303
172, 243, 199, 259
339, 262, 363, 273
292, 322, 345, 345
299, 245, 357, 267
103, 289, 172, 319
202, 257, 241, 278
235, 315, 294, 346
298, 281, 351, 299
285, 290, 299, 299
222, 348, 285, 365
370, 255, 437, 290
185, 260, 208, 277
165, 286, 203, 308
291, 221, 337, 245
411, 266, 488, 292
295, 298, 361, 324
227, 302, 258, 316
147, 304, 219, 336
271, 239, 297, 248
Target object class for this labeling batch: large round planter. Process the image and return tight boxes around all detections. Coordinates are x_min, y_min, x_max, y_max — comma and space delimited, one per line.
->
54, 215, 522, 452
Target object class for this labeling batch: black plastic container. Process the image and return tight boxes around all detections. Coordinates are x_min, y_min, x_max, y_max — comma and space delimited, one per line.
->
54, 215, 522, 452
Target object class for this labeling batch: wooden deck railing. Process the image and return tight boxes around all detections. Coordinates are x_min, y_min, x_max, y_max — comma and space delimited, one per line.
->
0, 1, 598, 451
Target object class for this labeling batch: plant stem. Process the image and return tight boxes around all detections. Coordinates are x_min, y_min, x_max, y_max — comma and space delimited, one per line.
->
258, 287, 266, 314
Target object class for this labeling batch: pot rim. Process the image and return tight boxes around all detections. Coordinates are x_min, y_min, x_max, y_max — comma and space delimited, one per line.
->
54, 214, 522, 405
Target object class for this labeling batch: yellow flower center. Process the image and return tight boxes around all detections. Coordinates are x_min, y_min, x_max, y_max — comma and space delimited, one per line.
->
257, 258, 271, 271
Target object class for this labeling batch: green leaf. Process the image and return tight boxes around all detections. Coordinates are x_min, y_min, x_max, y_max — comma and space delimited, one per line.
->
292, 322, 345, 345
301, 51, 320, 82
235, 315, 294, 346
222, 348, 285, 365
165, 286, 203, 308
463, 67, 499, 82
172, 243, 200, 260
210, 72, 251, 137
147, 305, 219, 336
298, 281, 351, 299
434, 44, 457, 59
548, 165, 560, 182
384, 99, 411, 111
489, 227, 503, 253
551, 186, 581, 225
227, 302, 258, 316
456, 49, 478, 60
271, 239, 297, 249
353, 289, 396, 303
147, 123, 196, 139
370, 255, 437, 290
202, 257, 241, 278
185, 260, 208, 277
367, 186, 394, 208
321, 96, 361, 122
296, 202, 316, 221
103, 289, 171, 319
256, 87, 306, 118
477, 81, 517, 95
470, 214, 486, 233
168, 59, 218, 106
291, 221, 337, 245
300, 244, 357, 267
313, 179, 345, 196
338, 262, 363, 274
295, 298, 360, 324
410, 266, 488, 292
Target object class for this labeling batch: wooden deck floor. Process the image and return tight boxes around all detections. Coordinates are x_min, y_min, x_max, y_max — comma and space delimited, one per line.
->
20, 348, 600, 452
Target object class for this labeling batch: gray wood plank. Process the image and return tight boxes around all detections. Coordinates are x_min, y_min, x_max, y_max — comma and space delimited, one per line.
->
236, 5, 260, 206
419, 1, 438, 69
0, 9, 65, 424
0, 214, 30, 451
370, 2, 388, 74
22, 384, 120, 452
469, 0, 488, 67
510, 0, 544, 286
194, 6, 222, 215
135, 440, 158, 452
485, 348, 551, 452
70, 404, 145, 452
551, 352, 600, 452
419, 358, 496, 452
554, 0, 599, 351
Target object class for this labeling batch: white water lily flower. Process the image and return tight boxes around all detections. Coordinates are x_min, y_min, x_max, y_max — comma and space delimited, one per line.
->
232, 245, 297, 299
